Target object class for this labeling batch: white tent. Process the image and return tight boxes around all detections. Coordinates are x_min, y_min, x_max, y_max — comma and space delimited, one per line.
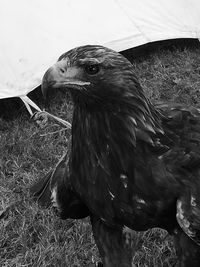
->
0, 0, 200, 114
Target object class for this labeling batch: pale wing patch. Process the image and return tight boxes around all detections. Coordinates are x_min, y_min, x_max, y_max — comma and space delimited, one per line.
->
51, 186, 60, 209
136, 198, 146, 204
133, 195, 147, 210
176, 199, 200, 245
120, 174, 128, 188
191, 196, 197, 207
108, 190, 115, 200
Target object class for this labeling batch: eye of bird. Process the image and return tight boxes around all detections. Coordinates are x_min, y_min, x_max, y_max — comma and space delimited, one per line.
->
84, 64, 100, 75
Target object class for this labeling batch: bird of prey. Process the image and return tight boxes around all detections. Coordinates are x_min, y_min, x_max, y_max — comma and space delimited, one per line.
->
32, 45, 200, 266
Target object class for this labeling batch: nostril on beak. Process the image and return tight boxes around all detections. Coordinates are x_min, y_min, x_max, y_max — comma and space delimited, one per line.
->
60, 68, 65, 74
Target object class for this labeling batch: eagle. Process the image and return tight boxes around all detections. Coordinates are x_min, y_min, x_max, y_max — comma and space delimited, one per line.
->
31, 45, 200, 266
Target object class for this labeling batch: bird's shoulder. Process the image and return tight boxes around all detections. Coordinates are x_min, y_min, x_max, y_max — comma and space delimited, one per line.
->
155, 102, 200, 170
136, 102, 200, 199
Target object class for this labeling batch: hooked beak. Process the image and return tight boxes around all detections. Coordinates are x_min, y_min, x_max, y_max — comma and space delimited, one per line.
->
41, 60, 90, 99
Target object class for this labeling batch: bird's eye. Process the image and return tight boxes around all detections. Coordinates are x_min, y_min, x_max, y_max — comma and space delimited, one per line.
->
85, 64, 100, 75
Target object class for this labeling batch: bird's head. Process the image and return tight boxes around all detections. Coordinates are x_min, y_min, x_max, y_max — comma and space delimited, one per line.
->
42, 45, 145, 109
42, 45, 165, 172
42, 45, 163, 141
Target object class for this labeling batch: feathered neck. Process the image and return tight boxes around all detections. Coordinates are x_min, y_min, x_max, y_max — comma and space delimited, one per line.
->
71, 94, 163, 168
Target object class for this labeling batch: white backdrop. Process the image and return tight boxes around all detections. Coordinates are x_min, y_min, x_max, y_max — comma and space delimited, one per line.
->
0, 0, 200, 112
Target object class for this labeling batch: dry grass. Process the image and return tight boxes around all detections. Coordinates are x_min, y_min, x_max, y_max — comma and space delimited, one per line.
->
1, 40, 200, 266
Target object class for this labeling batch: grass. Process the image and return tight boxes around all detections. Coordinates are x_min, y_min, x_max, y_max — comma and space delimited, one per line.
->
1, 39, 200, 266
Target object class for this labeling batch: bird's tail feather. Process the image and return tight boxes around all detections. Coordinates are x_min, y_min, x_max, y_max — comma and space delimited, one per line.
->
30, 152, 90, 219
30, 152, 69, 208
30, 170, 53, 207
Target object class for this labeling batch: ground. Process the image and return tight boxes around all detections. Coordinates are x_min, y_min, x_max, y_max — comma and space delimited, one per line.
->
0, 40, 200, 266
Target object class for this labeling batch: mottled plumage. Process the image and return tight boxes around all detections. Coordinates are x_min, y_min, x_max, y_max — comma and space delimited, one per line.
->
31, 45, 200, 266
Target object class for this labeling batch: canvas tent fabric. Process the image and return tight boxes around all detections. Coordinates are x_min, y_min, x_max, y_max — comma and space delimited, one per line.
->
0, 0, 200, 114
